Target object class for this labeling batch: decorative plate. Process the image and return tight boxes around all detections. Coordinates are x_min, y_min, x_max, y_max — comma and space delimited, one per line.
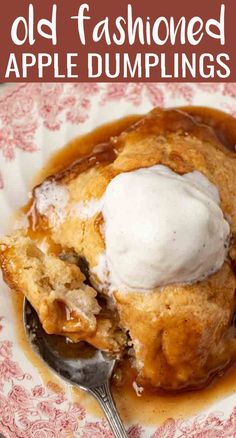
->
0, 82, 236, 438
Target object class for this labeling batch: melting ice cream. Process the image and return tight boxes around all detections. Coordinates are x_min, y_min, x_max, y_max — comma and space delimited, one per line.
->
101, 165, 230, 290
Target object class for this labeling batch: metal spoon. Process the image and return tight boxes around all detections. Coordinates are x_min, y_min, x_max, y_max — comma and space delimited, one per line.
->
23, 298, 128, 438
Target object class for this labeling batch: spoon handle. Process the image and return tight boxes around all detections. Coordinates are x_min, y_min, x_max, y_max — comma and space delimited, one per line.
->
89, 381, 128, 438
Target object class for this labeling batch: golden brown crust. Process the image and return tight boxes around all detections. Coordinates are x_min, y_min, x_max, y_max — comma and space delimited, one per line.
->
115, 262, 236, 389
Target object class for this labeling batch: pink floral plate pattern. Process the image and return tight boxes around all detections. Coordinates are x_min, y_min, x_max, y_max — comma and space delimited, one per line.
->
0, 83, 236, 438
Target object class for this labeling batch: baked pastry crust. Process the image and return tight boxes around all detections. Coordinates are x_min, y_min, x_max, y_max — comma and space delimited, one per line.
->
115, 263, 236, 389
1, 108, 236, 390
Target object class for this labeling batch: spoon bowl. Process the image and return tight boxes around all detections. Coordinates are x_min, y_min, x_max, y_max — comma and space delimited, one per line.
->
24, 298, 128, 438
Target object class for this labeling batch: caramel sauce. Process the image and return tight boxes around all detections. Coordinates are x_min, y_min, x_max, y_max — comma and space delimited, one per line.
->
180, 106, 236, 152
11, 108, 236, 426
34, 114, 142, 186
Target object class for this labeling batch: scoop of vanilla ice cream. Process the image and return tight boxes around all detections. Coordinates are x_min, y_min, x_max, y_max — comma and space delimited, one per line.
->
102, 165, 230, 290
